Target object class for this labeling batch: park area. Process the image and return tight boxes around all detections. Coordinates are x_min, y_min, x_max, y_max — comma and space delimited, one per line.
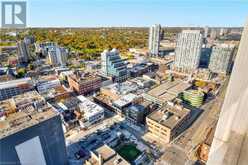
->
117, 144, 142, 162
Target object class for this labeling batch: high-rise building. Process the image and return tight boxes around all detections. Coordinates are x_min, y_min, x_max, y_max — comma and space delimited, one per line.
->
174, 30, 203, 73
101, 49, 128, 82
149, 24, 161, 56
48, 47, 68, 66
208, 44, 235, 74
17, 41, 30, 63
207, 19, 248, 165
204, 26, 209, 38
0, 91, 67, 165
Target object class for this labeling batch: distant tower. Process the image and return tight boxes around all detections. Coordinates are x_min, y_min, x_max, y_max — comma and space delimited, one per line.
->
17, 41, 30, 63
174, 30, 203, 73
48, 47, 68, 66
208, 44, 235, 74
204, 26, 209, 38
149, 24, 161, 56
207, 18, 248, 165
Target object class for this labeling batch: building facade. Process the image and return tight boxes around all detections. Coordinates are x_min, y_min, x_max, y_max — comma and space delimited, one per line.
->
101, 49, 128, 82
77, 95, 104, 128
174, 30, 203, 73
68, 71, 101, 95
146, 105, 190, 143
0, 78, 34, 101
48, 47, 68, 66
17, 41, 30, 63
208, 44, 235, 74
149, 24, 161, 56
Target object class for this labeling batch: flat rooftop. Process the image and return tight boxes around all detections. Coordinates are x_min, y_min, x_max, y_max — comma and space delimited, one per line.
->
0, 77, 32, 89
87, 145, 129, 165
0, 105, 57, 139
69, 72, 100, 83
0, 91, 58, 139
147, 79, 191, 102
147, 105, 190, 129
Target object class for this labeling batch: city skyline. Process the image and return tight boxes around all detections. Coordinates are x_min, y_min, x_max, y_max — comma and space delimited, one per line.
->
22, 0, 248, 27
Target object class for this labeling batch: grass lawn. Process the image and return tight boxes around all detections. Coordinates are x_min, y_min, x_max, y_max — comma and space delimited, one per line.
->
117, 144, 142, 162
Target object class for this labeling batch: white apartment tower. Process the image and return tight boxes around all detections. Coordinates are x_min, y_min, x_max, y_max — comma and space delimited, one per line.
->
48, 47, 68, 66
149, 24, 161, 56
209, 44, 235, 74
174, 30, 203, 73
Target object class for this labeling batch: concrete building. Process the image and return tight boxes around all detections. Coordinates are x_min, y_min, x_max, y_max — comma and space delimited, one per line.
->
85, 144, 130, 165
125, 104, 146, 124
35, 42, 56, 56
68, 71, 101, 95
174, 30, 203, 73
48, 47, 68, 66
17, 41, 30, 63
204, 26, 209, 38
77, 95, 104, 128
208, 44, 235, 74
101, 49, 128, 82
149, 24, 161, 56
207, 19, 248, 165
144, 79, 191, 105
0, 78, 34, 101
37, 78, 61, 94
146, 104, 190, 143
0, 92, 67, 165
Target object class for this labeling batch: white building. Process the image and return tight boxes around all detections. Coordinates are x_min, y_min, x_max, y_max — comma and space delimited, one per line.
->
174, 30, 203, 73
209, 44, 235, 74
149, 24, 161, 56
77, 95, 104, 128
36, 79, 61, 93
48, 47, 68, 66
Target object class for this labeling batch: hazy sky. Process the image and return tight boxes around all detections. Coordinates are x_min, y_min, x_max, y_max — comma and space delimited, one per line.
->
25, 0, 248, 27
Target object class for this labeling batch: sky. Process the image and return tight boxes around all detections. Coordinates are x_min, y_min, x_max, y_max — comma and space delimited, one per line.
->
24, 0, 248, 27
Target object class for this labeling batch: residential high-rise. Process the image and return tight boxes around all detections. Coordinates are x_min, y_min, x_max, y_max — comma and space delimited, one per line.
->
48, 47, 68, 66
149, 24, 161, 56
204, 26, 209, 38
208, 44, 235, 74
17, 41, 30, 63
0, 91, 67, 165
174, 30, 203, 73
101, 49, 128, 82
207, 19, 248, 165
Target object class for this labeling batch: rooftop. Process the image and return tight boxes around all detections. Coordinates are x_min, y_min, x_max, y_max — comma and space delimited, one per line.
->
147, 79, 191, 102
0, 92, 57, 139
87, 145, 130, 165
0, 77, 33, 90
69, 71, 100, 84
77, 95, 104, 118
147, 104, 190, 129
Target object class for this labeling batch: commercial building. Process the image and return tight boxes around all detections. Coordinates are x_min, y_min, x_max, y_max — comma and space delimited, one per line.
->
146, 104, 190, 143
0, 92, 67, 165
36, 77, 61, 94
35, 42, 56, 56
40, 86, 71, 102
149, 24, 161, 56
48, 46, 68, 66
77, 95, 104, 128
85, 144, 130, 165
68, 71, 101, 95
125, 104, 146, 124
0, 78, 34, 101
174, 30, 203, 73
144, 79, 191, 105
208, 44, 235, 74
183, 90, 204, 108
17, 41, 30, 63
101, 49, 128, 82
